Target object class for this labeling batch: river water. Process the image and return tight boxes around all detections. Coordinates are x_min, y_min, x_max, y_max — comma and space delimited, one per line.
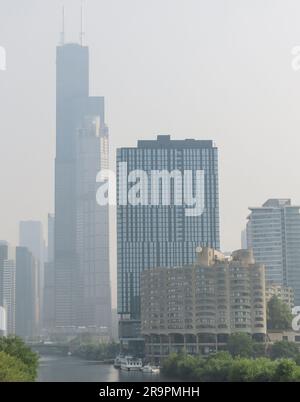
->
38, 355, 171, 382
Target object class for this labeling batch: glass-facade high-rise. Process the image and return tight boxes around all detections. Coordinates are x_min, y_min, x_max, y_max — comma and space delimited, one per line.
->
54, 43, 111, 333
247, 199, 300, 305
117, 135, 220, 349
0, 242, 15, 335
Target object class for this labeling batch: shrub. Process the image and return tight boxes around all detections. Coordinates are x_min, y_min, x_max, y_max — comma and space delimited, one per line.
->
0, 351, 33, 382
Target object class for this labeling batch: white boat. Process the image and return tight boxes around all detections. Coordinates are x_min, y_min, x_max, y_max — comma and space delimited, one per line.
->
141, 365, 153, 373
120, 356, 143, 371
113, 354, 123, 369
151, 366, 160, 374
141, 364, 160, 374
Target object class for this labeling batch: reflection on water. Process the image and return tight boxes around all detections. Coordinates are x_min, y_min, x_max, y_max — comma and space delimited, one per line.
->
38, 355, 170, 382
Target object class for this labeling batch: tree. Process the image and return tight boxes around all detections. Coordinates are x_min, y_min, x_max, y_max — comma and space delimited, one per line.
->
249, 358, 277, 382
161, 352, 300, 382
73, 342, 120, 361
252, 342, 266, 358
270, 341, 300, 361
0, 351, 32, 382
0, 336, 38, 381
177, 355, 200, 379
267, 296, 293, 330
273, 359, 300, 382
227, 333, 254, 358
161, 353, 181, 377
200, 352, 233, 382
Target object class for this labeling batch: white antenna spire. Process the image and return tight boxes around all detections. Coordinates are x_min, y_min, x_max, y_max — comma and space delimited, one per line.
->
60, 6, 65, 45
80, 2, 85, 46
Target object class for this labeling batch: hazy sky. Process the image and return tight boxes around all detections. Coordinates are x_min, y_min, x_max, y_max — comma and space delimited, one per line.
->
1, 0, 300, 304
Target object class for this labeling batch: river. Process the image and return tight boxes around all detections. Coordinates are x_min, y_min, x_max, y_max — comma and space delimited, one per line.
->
38, 355, 172, 382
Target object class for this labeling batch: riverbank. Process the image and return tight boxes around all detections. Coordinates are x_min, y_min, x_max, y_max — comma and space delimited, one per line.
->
38, 355, 174, 382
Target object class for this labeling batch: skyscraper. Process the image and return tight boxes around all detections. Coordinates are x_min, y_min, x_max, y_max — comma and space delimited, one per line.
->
43, 214, 55, 332
47, 214, 55, 263
19, 220, 44, 332
0, 306, 6, 336
54, 42, 111, 333
117, 135, 220, 351
247, 199, 300, 304
15, 247, 39, 339
0, 242, 16, 335
19, 221, 44, 265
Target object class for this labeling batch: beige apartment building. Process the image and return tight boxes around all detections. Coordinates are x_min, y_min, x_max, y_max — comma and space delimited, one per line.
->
141, 247, 266, 361
265, 283, 294, 310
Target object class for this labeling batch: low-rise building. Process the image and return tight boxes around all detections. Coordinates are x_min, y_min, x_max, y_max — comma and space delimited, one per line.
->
141, 247, 267, 361
267, 331, 300, 344
265, 283, 294, 310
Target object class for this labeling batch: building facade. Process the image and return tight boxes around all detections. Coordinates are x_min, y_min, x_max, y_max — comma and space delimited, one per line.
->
15, 247, 39, 339
0, 306, 6, 336
141, 248, 266, 361
117, 135, 220, 352
19, 220, 44, 331
0, 242, 16, 335
54, 43, 111, 334
265, 282, 294, 310
43, 214, 55, 332
247, 199, 300, 305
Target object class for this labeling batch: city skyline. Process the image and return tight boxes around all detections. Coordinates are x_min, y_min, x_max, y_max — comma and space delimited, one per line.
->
1, 0, 300, 384
2, 1, 300, 260
0, 0, 300, 320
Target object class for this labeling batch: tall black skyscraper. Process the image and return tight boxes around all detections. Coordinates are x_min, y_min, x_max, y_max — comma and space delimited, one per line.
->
54, 42, 111, 334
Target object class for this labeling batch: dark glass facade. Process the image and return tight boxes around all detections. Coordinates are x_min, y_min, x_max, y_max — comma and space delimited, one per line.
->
117, 135, 220, 342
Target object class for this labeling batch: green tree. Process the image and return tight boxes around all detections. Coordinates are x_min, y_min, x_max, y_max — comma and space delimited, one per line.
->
252, 342, 266, 358
228, 358, 255, 382
227, 333, 254, 358
270, 341, 300, 361
0, 351, 33, 382
0, 336, 38, 380
200, 352, 233, 382
161, 352, 300, 382
73, 342, 120, 361
267, 296, 293, 330
249, 358, 277, 382
273, 359, 300, 382
177, 354, 200, 379
228, 357, 277, 382
161, 353, 181, 377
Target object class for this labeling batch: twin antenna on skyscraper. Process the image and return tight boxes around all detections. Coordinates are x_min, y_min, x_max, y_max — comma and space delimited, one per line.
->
60, 3, 85, 46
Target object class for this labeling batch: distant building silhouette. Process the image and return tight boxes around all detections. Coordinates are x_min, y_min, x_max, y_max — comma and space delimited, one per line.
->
43, 214, 55, 332
0, 306, 6, 336
241, 228, 247, 249
54, 42, 111, 334
0, 242, 15, 335
15, 247, 39, 339
19, 220, 44, 332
